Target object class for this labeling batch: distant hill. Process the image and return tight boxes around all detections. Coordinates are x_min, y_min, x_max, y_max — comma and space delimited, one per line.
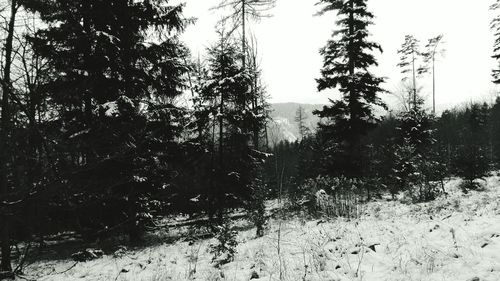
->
267, 103, 324, 146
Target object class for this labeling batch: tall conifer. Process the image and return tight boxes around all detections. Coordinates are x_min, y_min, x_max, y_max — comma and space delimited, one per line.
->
315, 0, 386, 176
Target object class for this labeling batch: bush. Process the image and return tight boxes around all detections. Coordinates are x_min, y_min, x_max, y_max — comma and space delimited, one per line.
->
298, 176, 363, 218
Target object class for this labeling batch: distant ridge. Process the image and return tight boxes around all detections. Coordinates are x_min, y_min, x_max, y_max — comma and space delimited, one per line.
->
267, 103, 324, 145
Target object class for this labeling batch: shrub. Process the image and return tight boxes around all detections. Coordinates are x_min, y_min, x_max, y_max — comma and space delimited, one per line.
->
298, 176, 363, 218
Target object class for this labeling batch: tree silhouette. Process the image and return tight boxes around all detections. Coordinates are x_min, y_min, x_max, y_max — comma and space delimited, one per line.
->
23, 0, 191, 242
213, 0, 276, 69
294, 106, 309, 140
397, 35, 426, 110
422, 35, 445, 114
315, 0, 386, 177
0, 0, 20, 272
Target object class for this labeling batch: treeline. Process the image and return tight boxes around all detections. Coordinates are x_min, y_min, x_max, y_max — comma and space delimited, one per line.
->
256, 0, 500, 214
270, 99, 500, 204
0, 0, 276, 273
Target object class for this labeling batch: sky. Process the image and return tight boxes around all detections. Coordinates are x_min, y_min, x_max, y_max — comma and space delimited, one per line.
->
181, 0, 500, 110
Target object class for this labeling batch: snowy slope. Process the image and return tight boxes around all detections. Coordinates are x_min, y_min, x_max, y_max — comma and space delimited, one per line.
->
267, 103, 323, 145
19, 175, 500, 281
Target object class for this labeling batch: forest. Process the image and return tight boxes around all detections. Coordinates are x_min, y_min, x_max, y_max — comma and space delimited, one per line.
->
0, 0, 500, 280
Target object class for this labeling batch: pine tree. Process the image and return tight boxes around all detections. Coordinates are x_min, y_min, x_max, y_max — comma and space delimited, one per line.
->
315, 0, 386, 177
421, 35, 445, 114
397, 35, 427, 109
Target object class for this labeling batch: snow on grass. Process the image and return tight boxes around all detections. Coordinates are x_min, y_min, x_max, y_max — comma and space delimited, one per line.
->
20, 175, 500, 281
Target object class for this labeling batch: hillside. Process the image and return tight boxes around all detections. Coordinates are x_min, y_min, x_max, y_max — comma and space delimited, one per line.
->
19, 174, 500, 281
268, 103, 324, 145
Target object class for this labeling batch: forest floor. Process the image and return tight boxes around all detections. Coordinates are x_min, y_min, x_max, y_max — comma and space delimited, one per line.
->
16, 174, 500, 281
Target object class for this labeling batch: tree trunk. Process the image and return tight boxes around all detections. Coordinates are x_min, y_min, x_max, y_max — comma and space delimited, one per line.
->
252, 75, 259, 149
412, 52, 417, 110
347, 0, 359, 175
241, 0, 248, 112
0, 0, 18, 273
241, 0, 246, 69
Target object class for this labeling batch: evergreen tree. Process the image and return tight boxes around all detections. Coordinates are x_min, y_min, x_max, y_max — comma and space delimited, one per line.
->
397, 99, 435, 153
214, 0, 276, 68
491, 98, 500, 166
294, 106, 309, 140
22, 0, 191, 242
246, 35, 270, 150
362, 114, 399, 198
421, 35, 445, 114
214, 1, 274, 151
452, 103, 491, 190
315, 0, 386, 177
198, 29, 267, 235
390, 99, 440, 201
397, 35, 427, 109
491, 0, 500, 83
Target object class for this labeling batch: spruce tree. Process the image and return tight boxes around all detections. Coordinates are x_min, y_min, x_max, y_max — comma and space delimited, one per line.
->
391, 98, 439, 201
214, 1, 274, 150
22, 0, 190, 242
197, 28, 267, 236
491, 98, 500, 166
295, 106, 310, 140
200, 30, 247, 214
315, 0, 386, 177
453, 103, 491, 190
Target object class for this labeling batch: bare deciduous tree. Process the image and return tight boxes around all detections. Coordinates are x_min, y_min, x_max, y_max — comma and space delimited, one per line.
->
212, 0, 276, 68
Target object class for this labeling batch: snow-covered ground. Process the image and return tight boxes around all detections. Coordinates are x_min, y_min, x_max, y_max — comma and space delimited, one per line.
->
19, 175, 500, 281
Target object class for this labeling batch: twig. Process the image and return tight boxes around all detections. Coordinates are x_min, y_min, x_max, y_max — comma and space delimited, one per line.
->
14, 241, 32, 273
302, 249, 308, 281
276, 161, 285, 280
56, 262, 78, 275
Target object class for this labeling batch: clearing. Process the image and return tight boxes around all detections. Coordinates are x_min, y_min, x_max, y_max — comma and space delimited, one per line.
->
16, 175, 500, 281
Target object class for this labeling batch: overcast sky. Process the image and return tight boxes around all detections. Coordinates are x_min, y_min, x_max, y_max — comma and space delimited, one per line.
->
181, 0, 499, 110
